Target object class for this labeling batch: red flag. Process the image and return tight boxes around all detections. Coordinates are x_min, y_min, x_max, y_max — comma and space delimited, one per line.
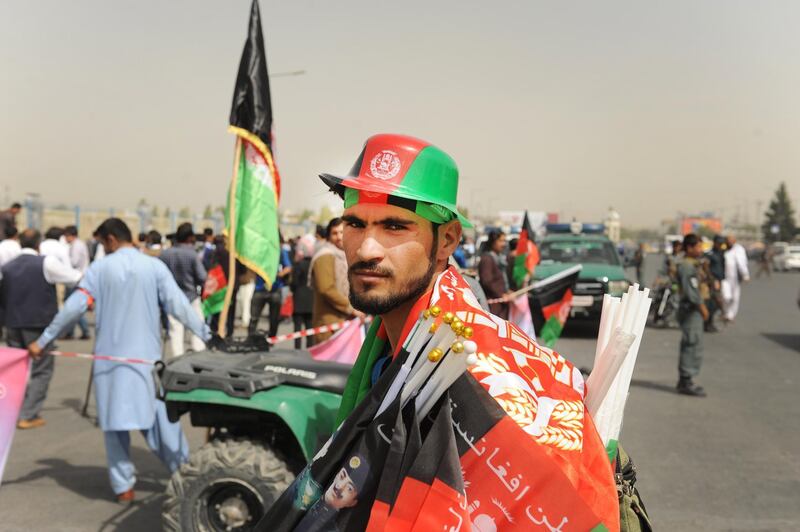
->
512, 211, 540, 288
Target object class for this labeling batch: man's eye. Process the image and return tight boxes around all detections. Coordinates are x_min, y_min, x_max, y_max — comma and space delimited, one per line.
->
386, 224, 407, 231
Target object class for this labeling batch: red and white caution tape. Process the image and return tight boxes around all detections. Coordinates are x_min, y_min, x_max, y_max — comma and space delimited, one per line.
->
267, 317, 372, 344
42, 317, 374, 363
49, 350, 155, 365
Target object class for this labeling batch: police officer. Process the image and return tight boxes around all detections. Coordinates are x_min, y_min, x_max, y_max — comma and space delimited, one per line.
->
676, 233, 709, 397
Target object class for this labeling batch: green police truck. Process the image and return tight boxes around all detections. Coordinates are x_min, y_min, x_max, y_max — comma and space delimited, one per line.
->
534, 223, 631, 321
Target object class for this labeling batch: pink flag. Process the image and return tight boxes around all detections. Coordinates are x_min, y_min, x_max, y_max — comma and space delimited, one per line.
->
510, 294, 537, 340
308, 319, 365, 365
0, 347, 29, 485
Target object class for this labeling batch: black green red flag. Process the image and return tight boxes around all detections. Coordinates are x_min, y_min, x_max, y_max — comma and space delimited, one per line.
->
512, 211, 540, 289
201, 265, 226, 317
259, 266, 617, 531
530, 264, 581, 348
226, 0, 281, 286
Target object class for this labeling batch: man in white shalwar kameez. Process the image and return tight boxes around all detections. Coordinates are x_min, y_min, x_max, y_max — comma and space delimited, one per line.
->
722, 235, 750, 322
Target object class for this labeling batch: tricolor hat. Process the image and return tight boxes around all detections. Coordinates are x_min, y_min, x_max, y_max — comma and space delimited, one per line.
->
320, 134, 472, 228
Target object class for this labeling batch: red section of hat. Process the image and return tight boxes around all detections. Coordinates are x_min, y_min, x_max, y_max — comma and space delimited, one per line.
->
355, 134, 429, 195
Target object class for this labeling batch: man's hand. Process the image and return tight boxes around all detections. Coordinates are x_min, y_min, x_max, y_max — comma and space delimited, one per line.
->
206, 333, 227, 351
699, 304, 710, 322
351, 309, 367, 321
27, 341, 44, 359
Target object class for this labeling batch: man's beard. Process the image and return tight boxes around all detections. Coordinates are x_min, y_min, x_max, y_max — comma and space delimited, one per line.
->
349, 258, 436, 316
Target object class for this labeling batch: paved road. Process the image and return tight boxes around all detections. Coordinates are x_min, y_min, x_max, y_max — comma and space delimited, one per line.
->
1, 258, 798, 531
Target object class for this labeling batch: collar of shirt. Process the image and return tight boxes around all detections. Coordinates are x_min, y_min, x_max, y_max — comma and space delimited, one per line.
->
19, 248, 39, 256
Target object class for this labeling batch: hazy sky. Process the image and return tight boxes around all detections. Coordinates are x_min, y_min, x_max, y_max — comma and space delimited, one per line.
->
2, 0, 799, 227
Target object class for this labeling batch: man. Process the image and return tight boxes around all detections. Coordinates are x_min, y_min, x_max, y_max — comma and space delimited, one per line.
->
0, 226, 21, 267
0, 229, 82, 428
292, 454, 367, 532
0, 202, 21, 239
676, 233, 710, 397
27, 218, 212, 501
478, 230, 510, 319
159, 222, 207, 356
199, 227, 215, 271
722, 234, 750, 322
310, 218, 362, 342
144, 230, 163, 257
318, 134, 618, 528
249, 240, 291, 338
63, 225, 92, 339
705, 235, 726, 332
0, 226, 21, 341
39, 226, 71, 266
632, 243, 645, 285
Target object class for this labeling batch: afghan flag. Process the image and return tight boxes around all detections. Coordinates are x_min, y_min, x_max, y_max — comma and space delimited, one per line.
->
530, 264, 582, 348
511, 211, 540, 289
259, 266, 618, 531
226, 0, 281, 286
201, 265, 227, 317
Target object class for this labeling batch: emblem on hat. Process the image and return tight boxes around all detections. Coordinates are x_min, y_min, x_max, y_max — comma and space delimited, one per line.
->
349, 456, 361, 469
369, 150, 401, 181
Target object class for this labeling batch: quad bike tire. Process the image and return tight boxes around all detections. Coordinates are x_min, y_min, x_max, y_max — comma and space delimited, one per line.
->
162, 437, 295, 532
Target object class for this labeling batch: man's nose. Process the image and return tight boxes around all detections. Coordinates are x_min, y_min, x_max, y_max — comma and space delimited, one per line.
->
356, 234, 385, 263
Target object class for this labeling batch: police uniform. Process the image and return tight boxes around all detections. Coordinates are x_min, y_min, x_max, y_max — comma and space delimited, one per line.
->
676, 257, 707, 396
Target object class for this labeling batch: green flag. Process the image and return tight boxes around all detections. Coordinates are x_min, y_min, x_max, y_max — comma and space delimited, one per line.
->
226, 0, 280, 285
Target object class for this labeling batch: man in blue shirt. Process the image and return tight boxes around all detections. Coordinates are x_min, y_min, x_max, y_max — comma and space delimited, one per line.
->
28, 218, 212, 502
248, 243, 291, 338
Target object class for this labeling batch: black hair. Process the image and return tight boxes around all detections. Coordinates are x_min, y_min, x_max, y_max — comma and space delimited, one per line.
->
10, 202, 21, 209
175, 222, 194, 243
487, 230, 506, 249
64, 225, 78, 237
44, 226, 64, 240
326, 217, 343, 239
683, 233, 700, 249
3, 225, 18, 239
315, 224, 326, 239
138, 232, 147, 242
147, 229, 162, 245
19, 229, 41, 249
95, 218, 133, 243
203, 227, 213, 237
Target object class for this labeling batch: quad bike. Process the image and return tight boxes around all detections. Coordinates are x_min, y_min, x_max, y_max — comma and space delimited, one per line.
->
153, 338, 351, 531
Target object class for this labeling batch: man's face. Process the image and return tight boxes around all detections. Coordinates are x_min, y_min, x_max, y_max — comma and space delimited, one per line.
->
492, 234, 507, 253
65, 234, 76, 243
343, 203, 437, 316
328, 223, 344, 250
686, 242, 703, 258
324, 467, 358, 510
10, 207, 20, 216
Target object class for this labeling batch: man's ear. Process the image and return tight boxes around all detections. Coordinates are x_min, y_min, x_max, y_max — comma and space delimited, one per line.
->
436, 220, 462, 262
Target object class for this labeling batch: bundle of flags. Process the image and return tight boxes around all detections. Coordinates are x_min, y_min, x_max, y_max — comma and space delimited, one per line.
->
258, 267, 618, 531
586, 285, 652, 460
226, 0, 281, 288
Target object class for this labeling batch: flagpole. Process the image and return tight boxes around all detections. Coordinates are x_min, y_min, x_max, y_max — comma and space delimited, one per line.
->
218, 136, 242, 336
